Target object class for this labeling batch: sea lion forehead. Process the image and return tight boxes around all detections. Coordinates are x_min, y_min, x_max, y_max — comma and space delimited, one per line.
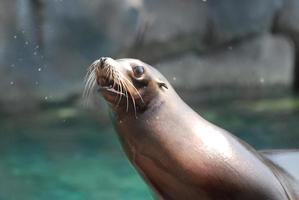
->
117, 58, 150, 69
115, 58, 167, 83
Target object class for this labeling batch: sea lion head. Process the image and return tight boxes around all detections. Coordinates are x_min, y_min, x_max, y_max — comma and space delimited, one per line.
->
84, 57, 169, 116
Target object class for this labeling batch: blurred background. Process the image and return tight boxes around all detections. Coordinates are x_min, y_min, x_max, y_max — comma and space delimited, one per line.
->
1, 0, 299, 199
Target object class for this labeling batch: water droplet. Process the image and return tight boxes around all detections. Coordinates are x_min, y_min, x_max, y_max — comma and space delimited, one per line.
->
38, 68, 42, 72
44, 96, 48, 100
25, 41, 29, 45
173, 77, 177, 81
13, 35, 17, 39
260, 78, 265, 83
33, 51, 37, 56
202, 0, 207, 2
10, 81, 14, 85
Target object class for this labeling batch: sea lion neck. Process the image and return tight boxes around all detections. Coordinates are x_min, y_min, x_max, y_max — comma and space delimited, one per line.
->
112, 91, 167, 122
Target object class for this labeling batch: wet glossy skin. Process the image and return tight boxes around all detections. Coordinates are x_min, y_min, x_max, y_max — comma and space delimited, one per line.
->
89, 57, 299, 200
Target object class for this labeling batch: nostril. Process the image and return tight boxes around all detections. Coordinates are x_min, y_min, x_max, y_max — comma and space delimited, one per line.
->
100, 57, 107, 66
99, 57, 107, 68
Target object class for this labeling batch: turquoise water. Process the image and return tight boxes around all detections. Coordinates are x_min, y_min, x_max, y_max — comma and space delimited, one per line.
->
0, 112, 152, 200
0, 93, 299, 200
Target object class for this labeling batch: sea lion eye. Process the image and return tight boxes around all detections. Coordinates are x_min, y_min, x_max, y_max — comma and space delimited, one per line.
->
133, 66, 145, 77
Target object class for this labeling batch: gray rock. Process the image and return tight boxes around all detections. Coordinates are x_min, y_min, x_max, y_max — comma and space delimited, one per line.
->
0, 1, 39, 113
275, 0, 299, 90
123, 0, 208, 61
0, 0, 16, 65
277, 0, 299, 33
157, 34, 294, 89
39, 0, 141, 99
206, 0, 282, 45
126, 0, 283, 61
1, 0, 142, 113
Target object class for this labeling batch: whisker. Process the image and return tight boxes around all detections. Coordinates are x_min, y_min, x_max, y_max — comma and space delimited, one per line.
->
83, 64, 98, 106
115, 75, 123, 107
119, 78, 130, 112
118, 76, 125, 106
131, 90, 137, 118
84, 68, 95, 96
100, 88, 125, 95
123, 81, 129, 112
119, 73, 144, 104
121, 78, 137, 117
113, 77, 120, 104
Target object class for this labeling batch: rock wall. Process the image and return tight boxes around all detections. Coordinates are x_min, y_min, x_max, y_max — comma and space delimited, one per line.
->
275, 0, 299, 90
1, 0, 299, 113
0, 1, 38, 113
158, 34, 294, 89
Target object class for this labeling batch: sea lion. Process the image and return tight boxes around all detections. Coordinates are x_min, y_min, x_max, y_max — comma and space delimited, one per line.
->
84, 57, 299, 200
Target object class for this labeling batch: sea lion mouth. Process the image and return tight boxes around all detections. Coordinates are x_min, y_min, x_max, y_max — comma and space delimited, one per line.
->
95, 62, 127, 98
97, 78, 125, 96
84, 58, 121, 98
97, 74, 119, 90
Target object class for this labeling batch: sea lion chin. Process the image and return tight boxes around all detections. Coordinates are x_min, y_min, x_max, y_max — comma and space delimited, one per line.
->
84, 57, 299, 200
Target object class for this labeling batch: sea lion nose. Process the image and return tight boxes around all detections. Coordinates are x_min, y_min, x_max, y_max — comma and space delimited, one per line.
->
99, 57, 107, 68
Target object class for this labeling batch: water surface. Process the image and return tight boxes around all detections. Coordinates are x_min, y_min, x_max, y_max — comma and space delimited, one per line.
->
0, 91, 298, 200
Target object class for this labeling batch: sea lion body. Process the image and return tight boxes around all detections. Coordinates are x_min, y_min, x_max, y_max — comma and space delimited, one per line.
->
84, 57, 299, 200
115, 85, 298, 200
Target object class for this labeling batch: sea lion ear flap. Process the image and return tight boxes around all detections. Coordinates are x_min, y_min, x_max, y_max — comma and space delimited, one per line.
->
157, 80, 168, 89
